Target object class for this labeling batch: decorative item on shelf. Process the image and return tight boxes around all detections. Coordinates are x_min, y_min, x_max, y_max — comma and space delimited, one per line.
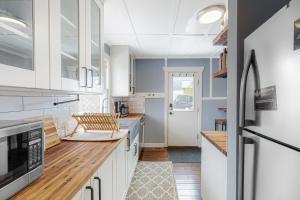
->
213, 48, 228, 78
71, 113, 120, 137
215, 119, 227, 131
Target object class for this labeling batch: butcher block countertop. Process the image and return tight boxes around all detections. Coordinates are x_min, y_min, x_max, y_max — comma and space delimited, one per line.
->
201, 131, 227, 156
120, 113, 145, 120
12, 136, 127, 200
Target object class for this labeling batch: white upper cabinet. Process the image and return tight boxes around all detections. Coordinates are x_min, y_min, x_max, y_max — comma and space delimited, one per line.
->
111, 45, 135, 97
86, 0, 104, 93
49, 0, 82, 92
0, 0, 50, 89
49, 0, 104, 93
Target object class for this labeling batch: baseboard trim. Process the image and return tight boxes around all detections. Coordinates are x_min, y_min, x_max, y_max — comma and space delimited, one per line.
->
142, 143, 166, 148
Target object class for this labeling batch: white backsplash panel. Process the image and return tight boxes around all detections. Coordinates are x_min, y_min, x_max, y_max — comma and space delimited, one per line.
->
0, 94, 102, 137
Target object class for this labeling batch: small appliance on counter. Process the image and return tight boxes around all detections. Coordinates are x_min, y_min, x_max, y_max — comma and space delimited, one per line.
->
114, 101, 129, 117
0, 120, 44, 199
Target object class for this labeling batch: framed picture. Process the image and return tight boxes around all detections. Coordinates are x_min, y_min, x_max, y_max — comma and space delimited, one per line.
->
294, 19, 300, 50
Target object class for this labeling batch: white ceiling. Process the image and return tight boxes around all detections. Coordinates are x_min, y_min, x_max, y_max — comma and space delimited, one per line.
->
104, 0, 227, 57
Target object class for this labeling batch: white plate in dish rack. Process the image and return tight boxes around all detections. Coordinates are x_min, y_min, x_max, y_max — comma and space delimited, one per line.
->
62, 129, 129, 141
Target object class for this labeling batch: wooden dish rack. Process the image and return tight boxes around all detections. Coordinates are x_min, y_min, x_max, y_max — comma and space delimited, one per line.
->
71, 113, 120, 137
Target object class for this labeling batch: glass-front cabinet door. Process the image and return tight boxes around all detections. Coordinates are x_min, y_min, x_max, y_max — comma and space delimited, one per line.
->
60, 0, 79, 82
86, 0, 103, 92
49, 0, 82, 91
50, 0, 103, 92
0, 0, 49, 88
59, 0, 81, 91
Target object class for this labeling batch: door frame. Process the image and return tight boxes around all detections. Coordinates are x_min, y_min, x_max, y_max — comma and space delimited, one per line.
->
163, 66, 204, 147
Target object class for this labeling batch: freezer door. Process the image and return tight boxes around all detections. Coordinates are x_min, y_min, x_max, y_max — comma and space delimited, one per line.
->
243, 0, 300, 148
240, 130, 300, 200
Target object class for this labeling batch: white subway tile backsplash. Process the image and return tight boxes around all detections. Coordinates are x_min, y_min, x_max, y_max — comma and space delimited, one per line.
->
0, 110, 43, 120
23, 96, 55, 111
0, 96, 23, 113
0, 94, 102, 137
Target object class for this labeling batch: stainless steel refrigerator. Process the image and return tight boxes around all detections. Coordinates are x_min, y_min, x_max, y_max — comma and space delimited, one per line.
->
239, 1, 300, 200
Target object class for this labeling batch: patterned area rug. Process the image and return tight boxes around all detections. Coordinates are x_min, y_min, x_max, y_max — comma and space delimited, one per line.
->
126, 161, 178, 200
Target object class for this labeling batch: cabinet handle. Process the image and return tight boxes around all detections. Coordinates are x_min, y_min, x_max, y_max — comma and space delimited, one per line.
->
86, 186, 94, 200
80, 67, 88, 87
134, 143, 138, 156
239, 136, 256, 200
87, 69, 93, 88
90, 69, 94, 88
94, 177, 101, 200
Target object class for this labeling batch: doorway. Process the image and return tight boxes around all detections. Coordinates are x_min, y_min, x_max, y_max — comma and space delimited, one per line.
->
164, 67, 203, 147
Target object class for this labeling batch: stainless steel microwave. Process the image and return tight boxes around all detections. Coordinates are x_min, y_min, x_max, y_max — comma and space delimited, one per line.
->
0, 120, 44, 199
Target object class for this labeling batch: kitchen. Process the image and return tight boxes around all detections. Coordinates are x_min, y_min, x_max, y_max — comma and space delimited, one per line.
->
0, 0, 299, 200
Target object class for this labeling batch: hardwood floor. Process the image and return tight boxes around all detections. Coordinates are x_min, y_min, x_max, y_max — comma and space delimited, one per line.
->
140, 148, 202, 200
139, 148, 168, 161
173, 163, 201, 200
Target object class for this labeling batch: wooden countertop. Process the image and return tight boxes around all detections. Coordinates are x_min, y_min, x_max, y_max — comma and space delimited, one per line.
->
120, 113, 145, 120
12, 136, 126, 200
201, 131, 227, 156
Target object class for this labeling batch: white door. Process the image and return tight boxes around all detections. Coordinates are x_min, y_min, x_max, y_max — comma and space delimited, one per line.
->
167, 71, 201, 146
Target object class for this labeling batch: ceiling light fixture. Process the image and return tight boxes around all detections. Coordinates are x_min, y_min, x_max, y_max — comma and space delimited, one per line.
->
0, 10, 27, 28
196, 5, 226, 24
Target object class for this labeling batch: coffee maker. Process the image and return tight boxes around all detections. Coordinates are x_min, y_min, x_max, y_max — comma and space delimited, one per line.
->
114, 101, 129, 117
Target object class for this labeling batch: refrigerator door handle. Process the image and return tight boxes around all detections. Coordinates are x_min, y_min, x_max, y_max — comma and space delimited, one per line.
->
239, 50, 256, 127
239, 135, 257, 200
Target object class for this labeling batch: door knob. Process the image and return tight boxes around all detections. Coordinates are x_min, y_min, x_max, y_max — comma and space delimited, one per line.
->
169, 112, 174, 115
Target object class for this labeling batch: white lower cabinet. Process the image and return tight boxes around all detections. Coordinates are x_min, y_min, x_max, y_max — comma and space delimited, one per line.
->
97, 155, 113, 200
127, 135, 139, 184
73, 139, 128, 200
114, 138, 127, 200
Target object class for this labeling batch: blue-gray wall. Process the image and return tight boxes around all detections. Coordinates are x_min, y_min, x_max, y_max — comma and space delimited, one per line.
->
144, 98, 165, 143
135, 59, 165, 93
135, 58, 227, 143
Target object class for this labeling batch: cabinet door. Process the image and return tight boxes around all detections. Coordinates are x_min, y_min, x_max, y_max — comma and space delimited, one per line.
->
111, 46, 131, 97
83, 180, 94, 200
0, 0, 49, 89
49, 0, 83, 91
96, 154, 113, 200
115, 139, 127, 200
128, 135, 139, 183
85, 0, 104, 93
72, 190, 82, 200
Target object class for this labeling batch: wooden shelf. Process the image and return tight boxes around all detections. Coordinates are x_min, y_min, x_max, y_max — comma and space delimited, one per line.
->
213, 68, 227, 78
213, 25, 228, 46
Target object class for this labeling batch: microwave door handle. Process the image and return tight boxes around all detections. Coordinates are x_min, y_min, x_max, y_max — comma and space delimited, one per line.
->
239, 50, 255, 128
239, 135, 256, 200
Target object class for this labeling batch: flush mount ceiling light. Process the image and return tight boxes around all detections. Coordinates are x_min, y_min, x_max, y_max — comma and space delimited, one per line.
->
0, 10, 27, 28
196, 5, 226, 24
